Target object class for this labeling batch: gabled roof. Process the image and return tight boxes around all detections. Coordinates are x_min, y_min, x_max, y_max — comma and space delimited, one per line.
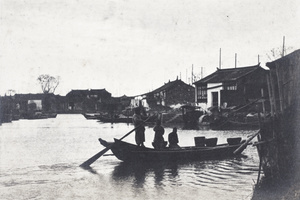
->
66, 89, 110, 97
194, 64, 265, 84
150, 79, 194, 94
114, 95, 134, 99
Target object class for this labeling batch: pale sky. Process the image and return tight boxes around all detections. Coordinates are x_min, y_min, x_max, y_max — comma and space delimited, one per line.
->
1, 0, 300, 97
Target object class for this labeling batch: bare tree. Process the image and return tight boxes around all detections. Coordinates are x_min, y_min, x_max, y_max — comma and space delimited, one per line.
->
266, 46, 294, 61
37, 74, 60, 94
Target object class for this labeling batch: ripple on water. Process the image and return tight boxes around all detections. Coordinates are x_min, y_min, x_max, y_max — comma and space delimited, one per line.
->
0, 114, 259, 200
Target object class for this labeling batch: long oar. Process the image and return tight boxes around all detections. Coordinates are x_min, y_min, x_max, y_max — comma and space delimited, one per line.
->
80, 115, 152, 168
233, 130, 260, 155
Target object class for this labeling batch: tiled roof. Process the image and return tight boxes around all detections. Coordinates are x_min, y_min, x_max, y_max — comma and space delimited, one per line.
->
194, 64, 264, 84
66, 89, 110, 96
151, 79, 193, 94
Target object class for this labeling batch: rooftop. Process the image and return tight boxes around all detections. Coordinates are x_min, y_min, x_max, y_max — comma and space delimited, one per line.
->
194, 64, 265, 84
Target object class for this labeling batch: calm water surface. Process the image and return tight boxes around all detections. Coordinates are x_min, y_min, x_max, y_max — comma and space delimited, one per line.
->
0, 114, 260, 200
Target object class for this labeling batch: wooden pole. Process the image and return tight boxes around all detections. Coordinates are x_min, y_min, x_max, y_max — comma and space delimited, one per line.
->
234, 131, 260, 154
256, 112, 262, 184
269, 70, 278, 114
235, 53, 237, 68
191, 64, 194, 83
219, 48, 222, 69
266, 73, 274, 116
261, 88, 266, 115
282, 36, 285, 57
275, 64, 284, 112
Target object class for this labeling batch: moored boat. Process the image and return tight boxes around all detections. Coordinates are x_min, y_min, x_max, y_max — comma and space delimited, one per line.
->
22, 112, 57, 120
181, 105, 204, 129
97, 114, 158, 124
82, 113, 101, 120
98, 115, 132, 123
99, 137, 247, 163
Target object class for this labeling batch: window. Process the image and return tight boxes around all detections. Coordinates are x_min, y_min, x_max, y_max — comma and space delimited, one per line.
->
225, 84, 237, 90
197, 85, 207, 101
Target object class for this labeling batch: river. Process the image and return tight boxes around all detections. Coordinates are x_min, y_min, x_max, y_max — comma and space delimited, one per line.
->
0, 114, 260, 200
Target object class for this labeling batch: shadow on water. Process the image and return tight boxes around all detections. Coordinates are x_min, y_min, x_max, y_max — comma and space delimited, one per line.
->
79, 154, 252, 179
78, 154, 258, 200
111, 161, 183, 187
110, 157, 250, 187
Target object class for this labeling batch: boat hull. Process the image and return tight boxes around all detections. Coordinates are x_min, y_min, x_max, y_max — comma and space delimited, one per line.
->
104, 139, 246, 163
82, 113, 100, 120
98, 116, 132, 123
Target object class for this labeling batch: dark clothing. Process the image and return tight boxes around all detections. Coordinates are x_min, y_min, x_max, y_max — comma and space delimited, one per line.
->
132, 113, 145, 146
168, 131, 179, 148
152, 125, 167, 149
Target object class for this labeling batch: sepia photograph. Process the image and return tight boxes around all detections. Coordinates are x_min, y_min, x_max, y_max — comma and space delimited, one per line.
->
1, 0, 300, 199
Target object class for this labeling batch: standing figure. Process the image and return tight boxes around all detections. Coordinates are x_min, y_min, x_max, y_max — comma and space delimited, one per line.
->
132, 107, 145, 147
152, 120, 167, 149
168, 127, 180, 149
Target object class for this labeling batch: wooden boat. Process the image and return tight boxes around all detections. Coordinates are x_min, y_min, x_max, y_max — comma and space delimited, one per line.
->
82, 113, 101, 120
23, 112, 57, 120
99, 137, 247, 163
181, 105, 203, 129
98, 114, 158, 124
46, 113, 57, 118
98, 116, 133, 123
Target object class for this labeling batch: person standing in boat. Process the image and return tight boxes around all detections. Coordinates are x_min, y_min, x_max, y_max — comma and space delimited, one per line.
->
152, 120, 167, 149
168, 127, 180, 149
132, 107, 146, 147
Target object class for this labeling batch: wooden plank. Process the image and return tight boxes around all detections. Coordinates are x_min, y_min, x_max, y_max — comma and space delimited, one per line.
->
269, 71, 278, 114
261, 88, 266, 115
266, 73, 274, 116
275, 63, 284, 112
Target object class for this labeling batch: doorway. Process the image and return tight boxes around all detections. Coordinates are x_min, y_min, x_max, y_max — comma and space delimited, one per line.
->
212, 92, 218, 107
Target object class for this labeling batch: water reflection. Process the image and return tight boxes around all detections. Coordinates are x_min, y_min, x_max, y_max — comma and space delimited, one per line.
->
0, 115, 259, 200
110, 156, 258, 192
111, 161, 174, 187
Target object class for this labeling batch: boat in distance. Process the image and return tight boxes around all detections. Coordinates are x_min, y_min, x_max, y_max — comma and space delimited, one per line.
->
99, 138, 247, 163
97, 115, 133, 123
82, 113, 101, 120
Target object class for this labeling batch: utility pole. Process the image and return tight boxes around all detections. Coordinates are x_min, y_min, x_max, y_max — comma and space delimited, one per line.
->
219, 48, 222, 69
201, 67, 203, 79
282, 36, 285, 57
258, 54, 260, 64
235, 53, 237, 68
191, 64, 194, 84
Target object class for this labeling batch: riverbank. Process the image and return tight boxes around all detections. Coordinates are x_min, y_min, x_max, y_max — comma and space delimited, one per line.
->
252, 178, 300, 200
252, 158, 300, 199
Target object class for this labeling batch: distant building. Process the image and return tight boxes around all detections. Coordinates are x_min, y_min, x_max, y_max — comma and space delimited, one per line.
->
114, 95, 133, 110
14, 93, 59, 116
145, 78, 195, 108
193, 64, 268, 109
65, 89, 112, 113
